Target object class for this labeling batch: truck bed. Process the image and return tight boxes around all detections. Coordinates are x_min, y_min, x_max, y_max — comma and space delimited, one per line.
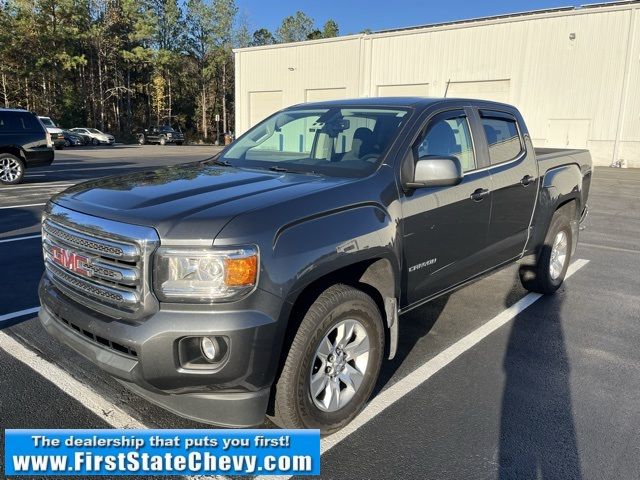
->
534, 147, 591, 174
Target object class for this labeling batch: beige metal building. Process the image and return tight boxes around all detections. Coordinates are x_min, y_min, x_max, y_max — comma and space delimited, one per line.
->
234, 1, 640, 167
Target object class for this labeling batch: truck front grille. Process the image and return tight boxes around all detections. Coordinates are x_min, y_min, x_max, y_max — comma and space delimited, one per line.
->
42, 203, 159, 321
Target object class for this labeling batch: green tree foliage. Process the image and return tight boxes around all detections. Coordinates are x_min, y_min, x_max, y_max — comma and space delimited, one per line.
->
251, 28, 275, 46
0, 1, 340, 140
322, 19, 339, 38
276, 11, 314, 43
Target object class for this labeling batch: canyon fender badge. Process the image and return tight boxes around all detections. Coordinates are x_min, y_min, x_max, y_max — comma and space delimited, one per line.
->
409, 258, 437, 272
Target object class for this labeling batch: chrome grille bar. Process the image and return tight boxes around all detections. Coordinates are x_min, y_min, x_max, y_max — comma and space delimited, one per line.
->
42, 203, 160, 321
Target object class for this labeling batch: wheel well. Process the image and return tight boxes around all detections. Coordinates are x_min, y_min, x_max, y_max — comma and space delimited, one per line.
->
0, 147, 25, 162
266, 258, 394, 414
556, 198, 577, 219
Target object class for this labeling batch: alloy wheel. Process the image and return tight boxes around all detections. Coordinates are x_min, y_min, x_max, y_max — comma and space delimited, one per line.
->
309, 318, 370, 412
549, 230, 568, 280
0, 157, 23, 183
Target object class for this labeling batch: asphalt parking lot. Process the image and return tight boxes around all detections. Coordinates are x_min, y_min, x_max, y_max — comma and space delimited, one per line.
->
1, 146, 639, 479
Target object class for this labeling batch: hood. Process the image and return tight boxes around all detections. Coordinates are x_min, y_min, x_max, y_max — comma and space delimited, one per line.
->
51, 162, 346, 242
46, 127, 63, 134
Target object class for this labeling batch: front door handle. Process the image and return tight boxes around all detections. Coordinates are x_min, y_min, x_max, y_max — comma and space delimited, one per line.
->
521, 174, 534, 186
470, 188, 490, 202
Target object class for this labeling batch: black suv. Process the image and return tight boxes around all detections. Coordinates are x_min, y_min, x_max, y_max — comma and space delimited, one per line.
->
138, 125, 184, 146
0, 109, 54, 185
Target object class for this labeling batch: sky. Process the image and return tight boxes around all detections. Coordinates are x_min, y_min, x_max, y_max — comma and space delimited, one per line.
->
235, 0, 619, 35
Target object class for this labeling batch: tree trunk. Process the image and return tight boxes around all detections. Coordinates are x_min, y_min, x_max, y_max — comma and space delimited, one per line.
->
1, 72, 8, 108
167, 74, 172, 124
98, 47, 105, 130
222, 61, 227, 134
202, 86, 208, 139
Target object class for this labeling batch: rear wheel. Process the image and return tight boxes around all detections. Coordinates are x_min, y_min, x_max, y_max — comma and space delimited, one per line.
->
519, 210, 573, 294
175, 141, 183, 146
271, 284, 384, 435
0, 154, 25, 185
138, 135, 146, 145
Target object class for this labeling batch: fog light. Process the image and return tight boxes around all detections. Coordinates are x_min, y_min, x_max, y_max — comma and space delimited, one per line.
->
200, 337, 217, 361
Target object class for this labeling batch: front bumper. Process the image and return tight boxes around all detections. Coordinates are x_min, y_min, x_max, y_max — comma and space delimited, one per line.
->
39, 275, 283, 427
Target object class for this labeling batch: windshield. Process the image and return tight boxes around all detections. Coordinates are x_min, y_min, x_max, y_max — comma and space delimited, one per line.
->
88, 128, 103, 134
159, 126, 176, 132
40, 118, 55, 127
220, 107, 410, 177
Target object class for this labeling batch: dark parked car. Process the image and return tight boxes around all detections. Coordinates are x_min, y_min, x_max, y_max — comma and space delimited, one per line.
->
0, 108, 54, 185
39, 98, 591, 433
138, 125, 184, 145
62, 130, 85, 147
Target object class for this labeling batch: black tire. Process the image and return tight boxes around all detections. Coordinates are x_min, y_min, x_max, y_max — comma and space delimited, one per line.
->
519, 210, 573, 294
64, 139, 71, 147
0, 153, 25, 185
159, 136, 167, 146
55, 145, 64, 150
138, 135, 146, 145
271, 284, 385, 435
175, 141, 183, 146
91, 138, 99, 146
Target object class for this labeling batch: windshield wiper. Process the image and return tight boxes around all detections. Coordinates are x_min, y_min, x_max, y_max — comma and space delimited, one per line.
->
210, 159, 232, 167
268, 165, 291, 173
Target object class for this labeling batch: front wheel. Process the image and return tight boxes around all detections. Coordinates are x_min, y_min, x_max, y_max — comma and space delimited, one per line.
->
138, 135, 146, 145
519, 210, 573, 294
91, 138, 99, 146
64, 139, 71, 147
0, 154, 25, 185
271, 284, 384, 435
159, 137, 167, 146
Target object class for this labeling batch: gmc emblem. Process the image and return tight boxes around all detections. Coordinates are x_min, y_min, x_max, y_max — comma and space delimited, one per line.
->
50, 245, 92, 277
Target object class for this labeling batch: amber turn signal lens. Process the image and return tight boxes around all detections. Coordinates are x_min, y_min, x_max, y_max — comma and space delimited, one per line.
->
224, 255, 257, 286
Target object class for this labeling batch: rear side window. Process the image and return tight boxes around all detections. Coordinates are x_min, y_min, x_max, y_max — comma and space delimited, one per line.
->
480, 111, 523, 164
0, 111, 42, 133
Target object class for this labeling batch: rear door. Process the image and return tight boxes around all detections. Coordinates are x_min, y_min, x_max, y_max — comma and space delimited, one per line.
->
475, 108, 539, 264
400, 106, 493, 307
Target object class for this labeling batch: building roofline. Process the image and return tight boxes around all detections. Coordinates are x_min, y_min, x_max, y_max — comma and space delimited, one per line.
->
233, 0, 640, 54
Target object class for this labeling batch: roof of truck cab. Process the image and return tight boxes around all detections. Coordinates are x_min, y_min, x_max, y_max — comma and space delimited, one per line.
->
288, 97, 515, 110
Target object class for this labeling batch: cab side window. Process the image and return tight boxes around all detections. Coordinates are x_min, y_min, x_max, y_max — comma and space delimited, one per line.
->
480, 111, 523, 164
416, 111, 476, 172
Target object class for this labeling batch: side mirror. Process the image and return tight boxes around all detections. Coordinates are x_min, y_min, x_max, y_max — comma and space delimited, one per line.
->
405, 155, 463, 189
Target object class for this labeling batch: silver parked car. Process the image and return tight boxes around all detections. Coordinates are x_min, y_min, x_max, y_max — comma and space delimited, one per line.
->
69, 128, 115, 146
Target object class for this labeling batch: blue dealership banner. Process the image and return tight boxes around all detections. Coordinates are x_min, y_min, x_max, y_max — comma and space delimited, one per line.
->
4, 429, 320, 476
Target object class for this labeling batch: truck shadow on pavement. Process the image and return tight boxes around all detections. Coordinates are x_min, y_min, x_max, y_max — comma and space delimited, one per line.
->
373, 294, 449, 396
498, 285, 582, 479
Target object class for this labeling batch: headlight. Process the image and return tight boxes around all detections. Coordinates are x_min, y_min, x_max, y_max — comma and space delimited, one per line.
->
153, 247, 258, 303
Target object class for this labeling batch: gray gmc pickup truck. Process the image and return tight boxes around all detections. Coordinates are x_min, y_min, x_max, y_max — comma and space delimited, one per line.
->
39, 98, 591, 433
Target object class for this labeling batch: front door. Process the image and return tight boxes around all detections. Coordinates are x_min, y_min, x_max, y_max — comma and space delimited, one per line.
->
400, 108, 493, 307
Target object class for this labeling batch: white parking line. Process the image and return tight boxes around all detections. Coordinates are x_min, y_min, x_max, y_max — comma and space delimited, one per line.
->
0, 307, 41, 323
0, 309, 147, 429
0, 203, 46, 210
257, 259, 590, 480
0, 234, 41, 244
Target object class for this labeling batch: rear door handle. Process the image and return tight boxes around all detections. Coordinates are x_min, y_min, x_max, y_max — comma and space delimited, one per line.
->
521, 174, 534, 186
470, 188, 490, 202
